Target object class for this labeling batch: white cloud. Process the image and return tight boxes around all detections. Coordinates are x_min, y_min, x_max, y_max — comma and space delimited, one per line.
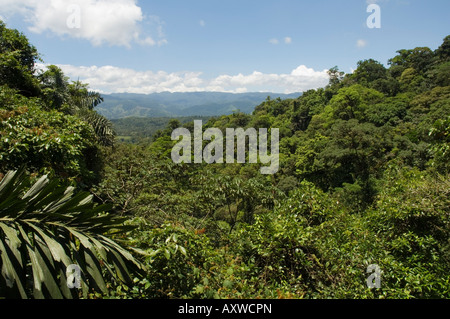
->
269, 38, 279, 45
44, 64, 329, 94
356, 39, 368, 48
270, 37, 293, 45
199, 20, 206, 27
0, 0, 167, 48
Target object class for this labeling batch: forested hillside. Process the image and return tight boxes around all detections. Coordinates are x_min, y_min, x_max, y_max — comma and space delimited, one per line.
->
98, 92, 301, 119
112, 116, 212, 143
0, 21, 449, 299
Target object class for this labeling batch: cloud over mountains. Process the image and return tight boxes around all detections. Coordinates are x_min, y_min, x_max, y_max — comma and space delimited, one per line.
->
46, 63, 329, 94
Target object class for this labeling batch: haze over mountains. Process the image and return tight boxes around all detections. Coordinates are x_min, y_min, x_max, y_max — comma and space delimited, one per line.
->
97, 92, 302, 119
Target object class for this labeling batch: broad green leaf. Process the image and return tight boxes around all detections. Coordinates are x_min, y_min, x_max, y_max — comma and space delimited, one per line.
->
33, 239, 64, 299
19, 230, 45, 298
52, 191, 92, 214
26, 222, 72, 267
0, 237, 27, 298
179, 246, 187, 256
0, 223, 21, 250
44, 186, 76, 213
107, 247, 133, 283
164, 249, 171, 260
0, 170, 25, 204
82, 247, 108, 294
66, 227, 93, 249
22, 175, 49, 200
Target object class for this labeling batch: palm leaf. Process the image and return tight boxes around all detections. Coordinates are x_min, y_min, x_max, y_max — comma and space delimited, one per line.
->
77, 109, 116, 147
0, 168, 143, 299
65, 82, 114, 147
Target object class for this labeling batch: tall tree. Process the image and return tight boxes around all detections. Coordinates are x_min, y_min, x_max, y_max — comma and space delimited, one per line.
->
0, 21, 41, 97
38, 65, 70, 110
67, 81, 115, 147
435, 35, 450, 62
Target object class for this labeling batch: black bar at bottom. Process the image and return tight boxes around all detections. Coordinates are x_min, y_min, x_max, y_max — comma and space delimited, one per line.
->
1, 299, 448, 317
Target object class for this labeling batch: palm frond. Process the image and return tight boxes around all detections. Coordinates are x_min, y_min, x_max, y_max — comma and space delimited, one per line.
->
0, 168, 143, 299
77, 109, 116, 147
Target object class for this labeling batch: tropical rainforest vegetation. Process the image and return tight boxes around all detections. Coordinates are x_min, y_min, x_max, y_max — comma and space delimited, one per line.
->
0, 21, 449, 299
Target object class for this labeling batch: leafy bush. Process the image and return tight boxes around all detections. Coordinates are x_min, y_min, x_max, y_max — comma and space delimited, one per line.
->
125, 221, 216, 298
364, 168, 450, 298
0, 86, 101, 185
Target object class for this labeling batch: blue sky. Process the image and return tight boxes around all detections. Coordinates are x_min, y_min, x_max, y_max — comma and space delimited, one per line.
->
1, 0, 449, 94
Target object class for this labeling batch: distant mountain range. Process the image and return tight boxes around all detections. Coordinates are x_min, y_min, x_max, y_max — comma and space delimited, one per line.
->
97, 92, 302, 119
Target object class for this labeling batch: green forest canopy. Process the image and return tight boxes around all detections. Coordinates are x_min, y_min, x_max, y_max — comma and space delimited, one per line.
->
0, 20, 449, 299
